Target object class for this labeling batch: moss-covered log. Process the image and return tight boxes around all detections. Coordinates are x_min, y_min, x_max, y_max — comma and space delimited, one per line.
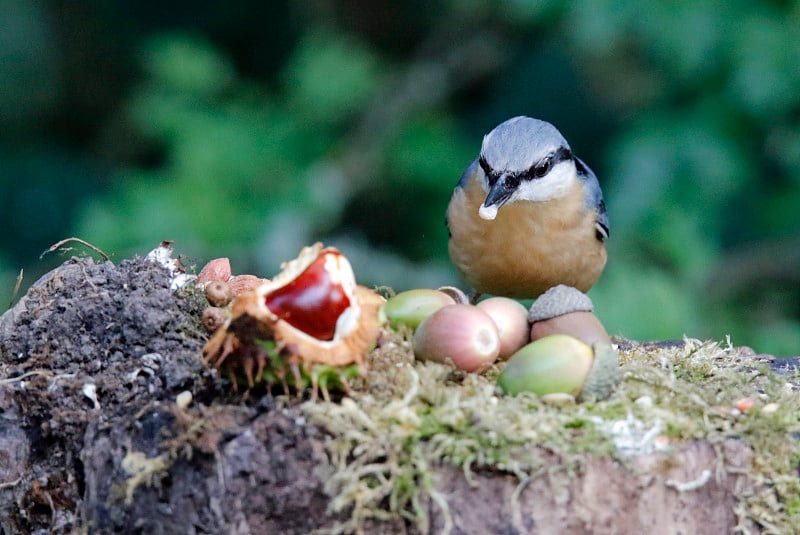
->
0, 256, 798, 534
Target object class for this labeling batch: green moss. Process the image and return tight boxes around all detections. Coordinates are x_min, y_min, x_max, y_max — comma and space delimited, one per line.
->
302, 332, 800, 533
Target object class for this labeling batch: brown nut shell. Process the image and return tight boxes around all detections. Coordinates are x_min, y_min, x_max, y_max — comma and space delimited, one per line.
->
530, 311, 610, 346
197, 257, 232, 285
228, 274, 270, 296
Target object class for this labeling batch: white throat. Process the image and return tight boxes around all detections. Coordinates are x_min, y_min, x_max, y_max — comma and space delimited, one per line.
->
513, 161, 577, 202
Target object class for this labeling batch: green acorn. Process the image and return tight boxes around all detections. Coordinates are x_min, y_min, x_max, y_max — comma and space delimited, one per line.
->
497, 334, 619, 401
383, 289, 456, 332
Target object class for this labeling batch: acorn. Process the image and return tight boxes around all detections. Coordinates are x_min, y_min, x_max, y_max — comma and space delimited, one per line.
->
202, 306, 227, 332
477, 297, 530, 359
497, 334, 619, 401
581, 341, 620, 402
383, 289, 456, 332
528, 285, 610, 345
413, 304, 500, 372
204, 280, 233, 307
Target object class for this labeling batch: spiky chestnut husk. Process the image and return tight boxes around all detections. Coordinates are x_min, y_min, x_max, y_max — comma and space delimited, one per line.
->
250, 340, 363, 398
383, 289, 456, 332
203, 243, 384, 397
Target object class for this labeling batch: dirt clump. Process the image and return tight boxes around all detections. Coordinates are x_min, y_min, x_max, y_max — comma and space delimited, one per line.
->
0, 256, 338, 534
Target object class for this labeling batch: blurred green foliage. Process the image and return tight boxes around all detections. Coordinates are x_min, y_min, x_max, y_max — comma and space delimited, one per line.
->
1, 0, 799, 355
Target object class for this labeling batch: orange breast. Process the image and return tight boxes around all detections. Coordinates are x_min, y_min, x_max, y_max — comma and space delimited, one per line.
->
447, 176, 607, 298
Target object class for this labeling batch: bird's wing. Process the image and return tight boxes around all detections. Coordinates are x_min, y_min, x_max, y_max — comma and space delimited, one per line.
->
575, 156, 610, 240
457, 158, 480, 188
446, 159, 480, 236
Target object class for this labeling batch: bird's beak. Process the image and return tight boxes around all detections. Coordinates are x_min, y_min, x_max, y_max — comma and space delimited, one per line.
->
478, 173, 514, 221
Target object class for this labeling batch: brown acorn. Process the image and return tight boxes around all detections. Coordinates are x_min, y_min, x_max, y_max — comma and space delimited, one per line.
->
477, 297, 530, 359
528, 285, 610, 345
413, 304, 500, 372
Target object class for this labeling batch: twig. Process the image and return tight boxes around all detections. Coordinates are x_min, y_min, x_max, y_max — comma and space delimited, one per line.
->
0, 476, 22, 489
0, 370, 76, 385
665, 468, 712, 492
0, 370, 53, 384
40, 237, 110, 261
8, 269, 23, 309
510, 474, 531, 532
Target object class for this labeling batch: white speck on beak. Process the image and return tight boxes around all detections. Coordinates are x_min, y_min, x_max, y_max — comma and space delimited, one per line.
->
478, 204, 499, 220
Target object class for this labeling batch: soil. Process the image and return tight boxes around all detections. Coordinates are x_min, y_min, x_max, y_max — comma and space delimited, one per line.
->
0, 254, 796, 534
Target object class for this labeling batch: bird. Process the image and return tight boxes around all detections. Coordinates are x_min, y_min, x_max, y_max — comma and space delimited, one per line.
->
446, 116, 609, 299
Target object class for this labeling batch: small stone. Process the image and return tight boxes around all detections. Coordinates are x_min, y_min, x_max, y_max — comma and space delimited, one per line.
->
82, 383, 100, 410
541, 392, 576, 405
734, 397, 755, 413
761, 403, 780, 414
176, 390, 192, 409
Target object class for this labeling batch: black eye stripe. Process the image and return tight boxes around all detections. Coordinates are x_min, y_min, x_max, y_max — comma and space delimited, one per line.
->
553, 146, 573, 164
479, 156, 492, 176
479, 157, 493, 185
479, 155, 502, 186
480, 146, 573, 182
527, 146, 573, 180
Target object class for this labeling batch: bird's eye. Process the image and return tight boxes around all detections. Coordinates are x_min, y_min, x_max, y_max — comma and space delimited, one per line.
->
533, 158, 551, 178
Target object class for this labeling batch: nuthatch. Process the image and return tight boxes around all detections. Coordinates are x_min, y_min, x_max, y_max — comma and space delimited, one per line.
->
446, 116, 609, 299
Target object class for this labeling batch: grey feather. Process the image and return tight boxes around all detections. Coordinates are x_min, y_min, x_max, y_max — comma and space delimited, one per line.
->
457, 158, 479, 188
575, 156, 610, 240
481, 116, 568, 173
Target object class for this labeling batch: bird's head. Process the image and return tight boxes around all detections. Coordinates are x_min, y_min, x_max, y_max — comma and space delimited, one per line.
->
477, 116, 578, 220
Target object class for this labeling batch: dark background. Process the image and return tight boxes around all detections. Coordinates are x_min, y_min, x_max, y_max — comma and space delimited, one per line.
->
2, 0, 799, 355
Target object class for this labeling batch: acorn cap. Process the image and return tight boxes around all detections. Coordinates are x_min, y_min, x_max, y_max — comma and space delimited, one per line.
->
528, 285, 594, 323
578, 342, 620, 402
